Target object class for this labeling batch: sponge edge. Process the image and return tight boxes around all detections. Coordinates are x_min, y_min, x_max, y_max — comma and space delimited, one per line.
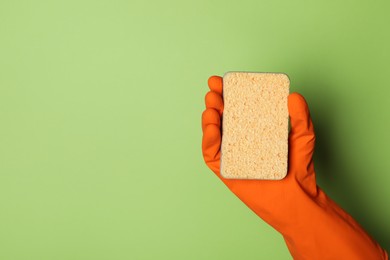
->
220, 72, 290, 180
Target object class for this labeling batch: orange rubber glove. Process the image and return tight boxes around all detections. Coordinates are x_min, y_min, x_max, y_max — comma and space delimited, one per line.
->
201, 75, 388, 260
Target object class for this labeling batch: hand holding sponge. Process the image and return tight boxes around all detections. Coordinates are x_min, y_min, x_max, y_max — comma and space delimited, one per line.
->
201, 75, 388, 260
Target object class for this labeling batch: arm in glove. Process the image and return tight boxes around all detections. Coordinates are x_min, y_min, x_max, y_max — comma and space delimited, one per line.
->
201, 75, 388, 260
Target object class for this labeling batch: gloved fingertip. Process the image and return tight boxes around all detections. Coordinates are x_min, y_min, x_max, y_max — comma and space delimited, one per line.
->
208, 76, 223, 94
288, 92, 309, 119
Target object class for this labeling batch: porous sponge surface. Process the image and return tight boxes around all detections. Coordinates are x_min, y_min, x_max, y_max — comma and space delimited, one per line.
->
220, 72, 289, 180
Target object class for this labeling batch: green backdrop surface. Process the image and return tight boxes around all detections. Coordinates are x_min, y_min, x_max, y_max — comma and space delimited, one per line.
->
1, 1, 389, 259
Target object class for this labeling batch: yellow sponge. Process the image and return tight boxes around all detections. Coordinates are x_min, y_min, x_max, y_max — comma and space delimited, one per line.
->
220, 72, 290, 180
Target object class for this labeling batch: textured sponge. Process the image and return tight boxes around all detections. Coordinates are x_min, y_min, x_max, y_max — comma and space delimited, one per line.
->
220, 72, 290, 180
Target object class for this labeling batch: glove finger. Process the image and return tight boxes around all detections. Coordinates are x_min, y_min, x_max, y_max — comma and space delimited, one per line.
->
205, 91, 224, 116
287, 93, 317, 191
202, 123, 222, 168
208, 75, 223, 95
202, 108, 221, 132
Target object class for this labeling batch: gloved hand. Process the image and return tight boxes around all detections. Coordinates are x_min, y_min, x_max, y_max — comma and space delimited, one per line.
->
201, 75, 388, 260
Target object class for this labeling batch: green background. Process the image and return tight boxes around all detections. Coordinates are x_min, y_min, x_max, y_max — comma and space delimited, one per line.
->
1, 0, 389, 259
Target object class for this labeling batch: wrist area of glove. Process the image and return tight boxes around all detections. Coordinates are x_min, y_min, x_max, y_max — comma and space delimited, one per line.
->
277, 191, 388, 260
228, 185, 387, 260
